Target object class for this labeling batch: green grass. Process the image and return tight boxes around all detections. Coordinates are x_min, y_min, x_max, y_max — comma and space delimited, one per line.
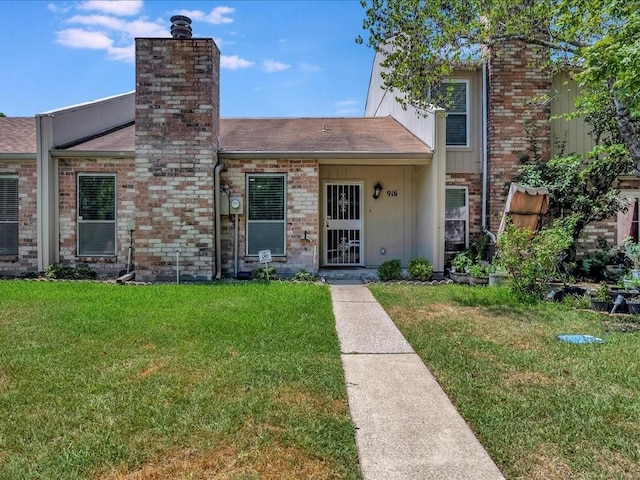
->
0, 281, 359, 480
370, 284, 640, 480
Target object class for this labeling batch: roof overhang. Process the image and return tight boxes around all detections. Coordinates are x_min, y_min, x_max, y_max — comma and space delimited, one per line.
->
220, 150, 432, 165
50, 150, 134, 159
0, 153, 36, 161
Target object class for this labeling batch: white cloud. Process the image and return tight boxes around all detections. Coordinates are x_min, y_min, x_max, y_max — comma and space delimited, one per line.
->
48, 3, 72, 14
176, 6, 234, 24
263, 60, 290, 73
334, 100, 359, 108
299, 62, 322, 73
335, 108, 360, 116
221, 55, 254, 70
56, 28, 114, 49
334, 100, 360, 116
78, 0, 143, 16
67, 14, 126, 30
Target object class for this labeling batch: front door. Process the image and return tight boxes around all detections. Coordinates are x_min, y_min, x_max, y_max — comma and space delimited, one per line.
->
323, 182, 363, 266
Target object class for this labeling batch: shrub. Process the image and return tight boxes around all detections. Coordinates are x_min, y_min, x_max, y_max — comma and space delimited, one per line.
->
496, 216, 577, 298
44, 263, 96, 280
252, 266, 278, 281
292, 270, 316, 282
377, 259, 403, 281
407, 257, 433, 281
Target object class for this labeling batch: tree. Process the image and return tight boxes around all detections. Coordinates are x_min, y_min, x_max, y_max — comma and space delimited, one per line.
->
514, 93, 633, 243
358, 0, 640, 172
0, 113, 6, 117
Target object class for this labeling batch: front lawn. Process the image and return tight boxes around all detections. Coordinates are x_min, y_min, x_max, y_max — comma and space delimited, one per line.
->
370, 284, 640, 480
0, 281, 359, 479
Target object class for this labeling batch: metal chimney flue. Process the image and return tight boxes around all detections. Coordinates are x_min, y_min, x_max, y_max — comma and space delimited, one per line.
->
170, 15, 192, 39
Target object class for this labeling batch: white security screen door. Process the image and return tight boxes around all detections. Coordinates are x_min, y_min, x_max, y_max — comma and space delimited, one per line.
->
324, 182, 363, 266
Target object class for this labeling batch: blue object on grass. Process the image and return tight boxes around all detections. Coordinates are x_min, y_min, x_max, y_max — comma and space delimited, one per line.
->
557, 334, 604, 344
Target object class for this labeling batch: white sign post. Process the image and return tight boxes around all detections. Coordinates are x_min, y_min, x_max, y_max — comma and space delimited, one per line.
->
258, 249, 272, 264
258, 249, 273, 281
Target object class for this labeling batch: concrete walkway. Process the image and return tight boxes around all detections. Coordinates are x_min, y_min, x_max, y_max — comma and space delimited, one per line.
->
331, 284, 505, 480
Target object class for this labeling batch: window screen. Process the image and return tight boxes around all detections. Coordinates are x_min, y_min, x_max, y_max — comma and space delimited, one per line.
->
440, 82, 469, 147
445, 188, 468, 252
0, 177, 18, 255
77, 174, 116, 256
247, 174, 286, 255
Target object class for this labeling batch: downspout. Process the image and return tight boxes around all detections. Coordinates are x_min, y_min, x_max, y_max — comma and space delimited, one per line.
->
214, 159, 224, 280
481, 61, 489, 232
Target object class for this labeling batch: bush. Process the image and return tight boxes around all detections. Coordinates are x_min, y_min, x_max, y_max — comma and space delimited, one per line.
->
496, 216, 577, 298
44, 263, 97, 280
292, 270, 316, 282
252, 266, 278, 281
407, 257, 433, 281
378, 259, 403, 281
451, 252, 472, 272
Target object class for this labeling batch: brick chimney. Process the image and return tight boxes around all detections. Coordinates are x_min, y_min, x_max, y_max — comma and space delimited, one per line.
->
134, 19, 220, 282
486, 40, 552, 233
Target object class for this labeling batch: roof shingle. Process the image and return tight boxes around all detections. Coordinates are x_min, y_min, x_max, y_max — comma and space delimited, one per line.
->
0, 117, 36, 154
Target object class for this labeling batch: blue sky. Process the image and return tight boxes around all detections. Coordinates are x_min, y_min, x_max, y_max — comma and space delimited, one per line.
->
0, 0, 375, 118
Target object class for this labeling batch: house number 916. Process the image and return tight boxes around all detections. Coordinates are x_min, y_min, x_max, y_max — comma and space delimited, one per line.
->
386, 190, 398, 197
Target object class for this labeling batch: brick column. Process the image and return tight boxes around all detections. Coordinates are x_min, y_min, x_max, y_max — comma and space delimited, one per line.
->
134, 38, 220, 281
487, 40, 552, 233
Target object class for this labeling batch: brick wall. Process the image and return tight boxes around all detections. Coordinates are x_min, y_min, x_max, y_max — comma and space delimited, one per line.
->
134, 37, 220, 282
221, 159, 319, 276
57, 157, 136, 277
487, 40, 552, 232
0, 160, 38, 275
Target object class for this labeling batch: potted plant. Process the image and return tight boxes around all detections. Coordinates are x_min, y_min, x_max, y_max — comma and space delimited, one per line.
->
625, 295, 640, 315
591, 282, 612, 312
468, 261, 489, 286
488, 259, 508, 286
449, 253, 471, 284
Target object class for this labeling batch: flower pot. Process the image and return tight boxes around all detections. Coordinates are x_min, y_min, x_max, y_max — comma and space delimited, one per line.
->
627, 302, 640, 315
590, 299, 612, 312
449, 271, 469, 284
468, 276, 489, 286
488, 272, 508, 287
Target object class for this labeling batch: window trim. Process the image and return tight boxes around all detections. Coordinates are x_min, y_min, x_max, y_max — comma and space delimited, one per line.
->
442, 79, 470, 149
77, 173, 117, 257
445, 186, 469, 253
245, 173, 287, 257
0, 175, 19, 256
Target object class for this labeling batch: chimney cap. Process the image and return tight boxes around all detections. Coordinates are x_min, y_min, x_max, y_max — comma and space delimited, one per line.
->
170, 15, 192, 39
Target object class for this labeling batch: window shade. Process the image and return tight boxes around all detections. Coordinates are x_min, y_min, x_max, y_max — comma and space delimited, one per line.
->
0, 177, 18, 255
77, 175, 116, 256
247, 175, 286, 255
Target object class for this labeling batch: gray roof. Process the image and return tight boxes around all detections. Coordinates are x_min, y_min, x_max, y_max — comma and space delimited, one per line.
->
1, 116, 432, 157
0, 117, 36, 154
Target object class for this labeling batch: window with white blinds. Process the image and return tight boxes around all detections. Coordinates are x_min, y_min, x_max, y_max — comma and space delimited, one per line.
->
445, 187, 468, 253
0, 177, 18, 255
77, 174, 116, 256
246, 174, 286, 255
440, 81, 469, 147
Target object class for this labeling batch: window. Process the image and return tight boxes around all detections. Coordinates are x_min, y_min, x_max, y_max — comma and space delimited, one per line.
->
0, 176, 18, 255
246, 174, 286, 255
77, 174, 116, 256
439, 81, 469, 147
445, 187, 468, 253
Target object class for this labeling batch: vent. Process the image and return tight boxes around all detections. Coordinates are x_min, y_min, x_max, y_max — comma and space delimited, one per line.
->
170, 15, 192, 39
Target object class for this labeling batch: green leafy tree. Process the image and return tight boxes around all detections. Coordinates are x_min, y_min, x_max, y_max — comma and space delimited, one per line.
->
0, 112, 6, 117
358, 0, 640, 172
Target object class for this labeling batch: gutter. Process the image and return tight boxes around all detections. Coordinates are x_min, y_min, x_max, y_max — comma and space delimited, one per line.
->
50, 150, 134, 158
214, 159, 224, 280
219, 151, 432, 160
0, 153, 36, 160
481, 61, 489, 232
